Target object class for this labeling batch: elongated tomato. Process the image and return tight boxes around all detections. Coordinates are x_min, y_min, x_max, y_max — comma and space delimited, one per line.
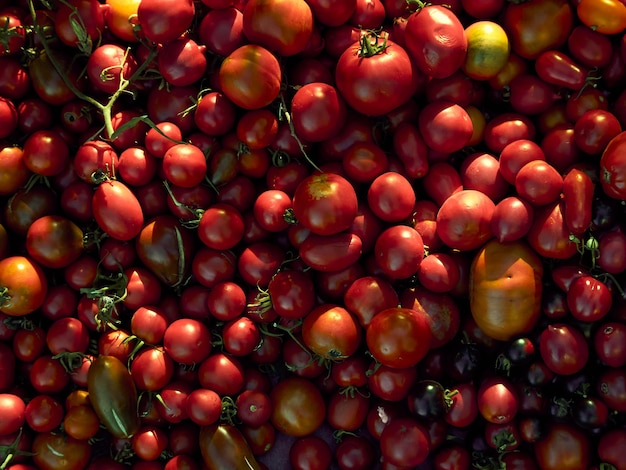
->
199, 424, 262, 470
87, 355, 140, 439
92, 179, 144, 241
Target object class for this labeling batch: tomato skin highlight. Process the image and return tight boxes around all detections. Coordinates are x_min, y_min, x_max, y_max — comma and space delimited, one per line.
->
92, 179, 144, 241
0, 256, 48, 317
87, 355, 140, 439
562, 167, 594, 235
199, 423, 262, 470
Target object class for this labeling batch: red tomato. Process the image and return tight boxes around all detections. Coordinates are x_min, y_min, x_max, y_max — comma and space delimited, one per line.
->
418, 101, 473, 154
335, 34, 419, 116
539, 323, 589, 376
380, 417, 430, 467
367, 171, 416, 223
567, 276, 612, 322
534, 423, 591, 470
0, 256, 48, 317
32, 432, 92, 470
491, 196, 535, 243
92, 179, 144, 241
404, 5, 467, 78
302, 304, 362, 360
366, 307, 432, 369
514, 160, 563, 207
270, 377, 326, 437
374, 225, 424, 279
477, 376, 519, 424
219, 44, 282, 110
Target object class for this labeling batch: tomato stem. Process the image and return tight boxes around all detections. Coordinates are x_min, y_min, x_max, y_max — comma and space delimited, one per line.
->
0, 287, 9, 309
358, 31, 389, 58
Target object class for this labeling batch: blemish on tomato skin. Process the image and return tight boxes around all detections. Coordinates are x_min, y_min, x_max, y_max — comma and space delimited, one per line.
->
307, 174, 336, 200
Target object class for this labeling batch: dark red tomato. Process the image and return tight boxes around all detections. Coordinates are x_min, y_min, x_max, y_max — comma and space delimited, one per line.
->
87, 44, 138, 94
299, 232, 362, 273
459, 152, 509, 203
366, 307, 432, 369
130, 346, 175, 391
219, 44, 282, 110
302, 303, 362, 360
264, 269, 316, 320
25, 215, 84, 269
32, 432, 92, 470
270, 377, 326, 437
502, 0, 573, 59
198, 6, 246, 57
574, 108, 622, 155
595, 322, 626, 367
162, 143, 207, 188
601, 131, 626, 200
567, 275, 612, 322
22, 129, 70, 177
199, 423, 262, 470
237, 241, 286, 288
192, 247, 237, 288
567, 24, 613, 69
289, 435, 332, 470
404, 5, 467, 79
72, 140, 118, 183
432, 443, 471, 470
416, 253, 460, 294
29, 50, 86, 106
197, 203, 244, 251
597, 230, 626, 274
335, 34, 419, 116
135, 215, 195, 288
597, 367, 626, 412
380, 417, 430, 467
206, 281, 246, 321
534, 423, 591, 470
30, 354, 71, 394
374, 225, 424, 279
234, 389, 272, 427
343, 275, 398, 328
117, 147, 157, 187
445, 382, 478, 428
222, 316, 262, 356
250, 188, 290, 232
55, 0, 108, 50
0, 146, 30, 196
24, 394, 64, 433
421, 163, 463, 208
598, 428, 626, 470
185, 388, 222, 426
334, 434, 376, 470
539, 323, 589, 376
136, 0, 194, 44
498, 139, 545, 185
392, 122, 429, 179
477, 376, 519, 424
0, 96, 17, 139
291, 82, 347, 143
515, 160, 563, 207
291, 173, 358, 236
131, 424, 169, 461
526, 199, 578, 259
158, 38, 207, 87
507, 73, 560, 116
92, 179, 144, 241
535, 50, 589, 91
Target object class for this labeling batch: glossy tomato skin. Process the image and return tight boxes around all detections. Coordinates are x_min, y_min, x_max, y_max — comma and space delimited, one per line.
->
0, 256, 48, 317
291, 173, 358, 236
219, 44, 282, 110
405, 5, 467, 79
32, 432, 92, 470
270, 377, 326, 437
534, 423, 591, 470
539, 323, 589, 376
298, 232, 363, 272
601, 130, 626, 199
92, 179, 144, 241
335, 36, 420, 116
302, 304, 362, 360
526, 199, 578, 259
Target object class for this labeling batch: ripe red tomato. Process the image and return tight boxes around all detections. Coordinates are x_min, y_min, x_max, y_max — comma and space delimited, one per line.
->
270, 377, 326, 437
335, 34, 419, 116
534, 423, 591, 470
379, 417, 431, 467
366, 307, 432, 369
539, 323, 589, 376
302, 304, 362, 360
32, 432, 92, 470
477, 376, 519, 424
374, 225, 424, 279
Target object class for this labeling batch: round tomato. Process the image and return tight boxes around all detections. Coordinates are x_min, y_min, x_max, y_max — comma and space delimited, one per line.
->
335, 34, 419, 116
105, 0, 141, 42
0, 256, 48, 317
219, 44, 282, 110
534, 423, 591, 470
601, 130, 626, 200
577, 0, 626, 35
463, 20, 510, 80
366, 307, 432, 369
270, 377, 325, 437
32, 432, 92, 470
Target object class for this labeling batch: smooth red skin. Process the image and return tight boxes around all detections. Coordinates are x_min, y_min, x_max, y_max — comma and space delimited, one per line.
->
526, 200, 578, 259
198, 7, 247, 57
366, 363, 417, 402
476, 376, 519, 424
445, 382, 479, 428
380, 417, 430, 467
539, 323, 589, 376
417, 252, 460, 294
534, 423, 591, 470
540, 126, 584, 173
343, 275, 398, 329
374, 225, 424, 280
92, 180, 144, 241
499, 139, 545, 185
349, 0, 386, 29
137, 0, 195, 44
291, 82, 347, 143
404, 5, 467, 79
158, 38, 207, 87
601, 130, 626, 199
299, 232, 362, 273
367, 172, 416, 223
567, 275, 612, 322
87, 44, 138, 94
491, 196, 535, 243
562, 167, 594, 235
460, 152, 509, 202
535, 50, 588, 90
567, 24, 614, 68
598, 230, 626, 274
392, 122, 429, 179
515, 160, 563, 207
483, 113, 536, 154
574, 108, 622, 155
418, 101, 473, 154
422, 162, 464, 206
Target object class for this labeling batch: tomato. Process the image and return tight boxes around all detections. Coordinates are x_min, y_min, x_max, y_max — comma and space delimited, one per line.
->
104, 0, 140, 41
288, 435, 332, 470
539, 323, 589, 376
270, 377, 325, 437
490, 196, 534, 243
242, 0, 314, 56
87, 44, 138, 95
137, 0, 194, 44
135, 214, 195, 288
291, 82, 347, 143
91, 179, 144, 241
302, 304, 362, 360
527, 199, 579, 259
198, 203, 244, 250
0, 393, 25, 435
445, 382, 478, 428
291, 173, 358, 236
343, 275, 399, 328
0, 256, 48, 317
219, 44, 282, 110
404, 5, 467, 79
418, 100, 473, 154
476, 376, 519, 424
534, 423, 591, 470
374, 225, 424, 279
335, 34, 419, 116
503, 0, 573, 59
577, 0, 626, 35
28, 50, 86, 106
366, 307, 432, 369
87, 355, 140, 438
25, 215, 84, 270
436, 189, 495, 252
462, 21, 510, 81
470, 240, 543, 341
334, 434, 376, 470
367, 171, 416, 223
32, 432, 92, 470
380, 417, 430, 467
515, 160, 563, 207
199, 424, 262, 470
459, 152, 509, 203
575, 108, 622, 156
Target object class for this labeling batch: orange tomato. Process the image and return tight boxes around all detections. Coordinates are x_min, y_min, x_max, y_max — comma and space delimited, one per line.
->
577, 0, 626, 35
105, 0, 141, 42
470, 239, 544, 341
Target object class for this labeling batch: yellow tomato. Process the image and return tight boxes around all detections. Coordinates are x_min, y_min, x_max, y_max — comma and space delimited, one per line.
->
465, 105, 486, 147
577, 0, 626, 35
105, 0, 141, 42
463, 21, 511, 81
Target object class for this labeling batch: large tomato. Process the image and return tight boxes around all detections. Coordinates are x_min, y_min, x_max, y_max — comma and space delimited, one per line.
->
0, 256, 48, 317
470, 239, 544, 341
404, 4, 468, 79
335, 34, 420, 116
219, 44, 282, 110
242, 0, 314, 56
291, 173, 358, 236
502, 0, 574, 59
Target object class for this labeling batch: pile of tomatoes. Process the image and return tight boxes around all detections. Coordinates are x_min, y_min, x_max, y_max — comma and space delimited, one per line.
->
3, 0, 626, 468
